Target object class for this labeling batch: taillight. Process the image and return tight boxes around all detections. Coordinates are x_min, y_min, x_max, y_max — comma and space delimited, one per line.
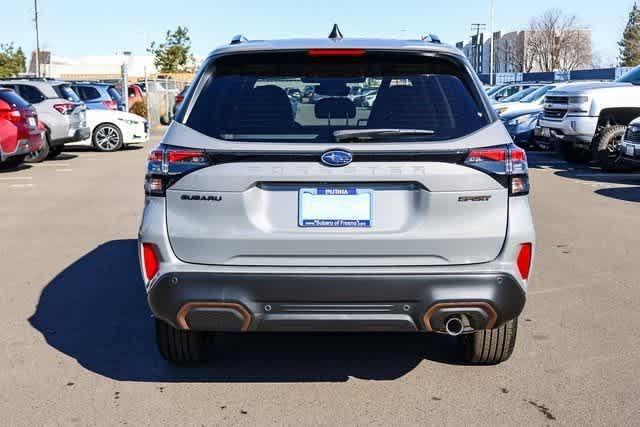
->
175, 94, 184, 103
102, 99, 118, 110
141, 243, 159, 280
465, 145, 529, 196
53, 102, 76, 115
145, 144, 210, 196
516, 243, 533, 280
0, 109, 22, 124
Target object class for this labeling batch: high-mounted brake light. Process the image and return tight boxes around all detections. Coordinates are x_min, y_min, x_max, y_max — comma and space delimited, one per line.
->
141, 243, 159, 280
465, 145, 529, 196
516, 243, 533, 280
307, 48, 366, 57
145, 144, 210, 196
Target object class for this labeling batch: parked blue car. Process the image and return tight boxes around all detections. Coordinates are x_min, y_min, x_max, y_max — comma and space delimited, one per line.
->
69, 82, 123, 111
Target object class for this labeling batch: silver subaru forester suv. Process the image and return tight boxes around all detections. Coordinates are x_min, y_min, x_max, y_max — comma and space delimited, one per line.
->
139, 35, 535, 365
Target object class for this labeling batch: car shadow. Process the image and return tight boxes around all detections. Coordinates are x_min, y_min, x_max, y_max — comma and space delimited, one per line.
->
62, 145, 144, 153
49, 153, 78, 161
0, 163, 32, 173
29, 239, 463, 383
527, 152, 640, 202
594, 187, 640, 203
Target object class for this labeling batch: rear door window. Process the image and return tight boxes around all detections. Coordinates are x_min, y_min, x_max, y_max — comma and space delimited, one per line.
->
184, 52, 489, 143
53, 84, 81, 102
74, 85, 102, 101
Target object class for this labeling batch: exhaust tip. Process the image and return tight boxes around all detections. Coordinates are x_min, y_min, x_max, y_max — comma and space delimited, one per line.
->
445, 316, 464, 336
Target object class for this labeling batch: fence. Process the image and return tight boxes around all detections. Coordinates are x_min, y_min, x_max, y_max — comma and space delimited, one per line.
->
57, 73, 193, 126
479, 67, 634, 84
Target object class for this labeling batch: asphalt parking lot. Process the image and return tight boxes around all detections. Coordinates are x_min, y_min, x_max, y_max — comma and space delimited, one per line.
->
1, 130, 639, 426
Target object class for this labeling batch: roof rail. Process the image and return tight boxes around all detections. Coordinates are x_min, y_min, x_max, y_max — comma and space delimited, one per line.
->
0, 76, 58, 81
230, 35, 248, 45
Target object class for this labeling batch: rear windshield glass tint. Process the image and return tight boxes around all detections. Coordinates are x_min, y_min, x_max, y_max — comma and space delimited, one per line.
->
54, 84, 81, 102
184, 52, 489, 143
74, 85, 102, 101
107, 86, 122, 101
0, 90, 30, 108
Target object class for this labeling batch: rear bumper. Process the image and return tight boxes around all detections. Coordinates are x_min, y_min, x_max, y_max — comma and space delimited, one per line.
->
620, 141, 640, 167
51, 127, 91, 146
148, 271, 526, 333
1, 135, 42, 162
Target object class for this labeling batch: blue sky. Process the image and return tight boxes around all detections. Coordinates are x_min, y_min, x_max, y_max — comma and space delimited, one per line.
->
4, 0, 636, 65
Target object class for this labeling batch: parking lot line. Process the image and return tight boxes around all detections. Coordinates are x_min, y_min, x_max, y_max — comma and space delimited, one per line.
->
0, 176, 33, 181
55, 169, 73, 172
9, 183, 35, 188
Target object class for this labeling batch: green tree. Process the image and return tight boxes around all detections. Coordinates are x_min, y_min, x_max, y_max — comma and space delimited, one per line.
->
619, 2, 640, 66
149, 26, 195, 73
0, 43, 27, 77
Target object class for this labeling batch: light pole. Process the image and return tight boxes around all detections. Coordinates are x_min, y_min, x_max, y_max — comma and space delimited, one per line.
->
33, 0, 41, 77
121, 51, 132, 112
489, 0, 495, 85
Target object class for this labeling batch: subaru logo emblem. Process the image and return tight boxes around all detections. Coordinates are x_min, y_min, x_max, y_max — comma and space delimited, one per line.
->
321, 150, 352, 167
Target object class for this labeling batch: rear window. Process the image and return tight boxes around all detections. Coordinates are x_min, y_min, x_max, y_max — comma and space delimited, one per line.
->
0, 90, 30, 108
107, 86, 122, 102
53, 84, 81, 102
74, 85, 102, 101
184, 52, 489, 143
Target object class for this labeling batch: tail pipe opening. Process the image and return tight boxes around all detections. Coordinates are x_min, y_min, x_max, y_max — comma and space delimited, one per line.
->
423, 302, 497, 334
444, 315, 464, 336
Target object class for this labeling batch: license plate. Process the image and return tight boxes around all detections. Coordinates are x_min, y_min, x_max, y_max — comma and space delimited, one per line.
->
298, 188, 373, 227
626, 145, 635, 156
541, 127, 551, 138
27, 117, 36, 127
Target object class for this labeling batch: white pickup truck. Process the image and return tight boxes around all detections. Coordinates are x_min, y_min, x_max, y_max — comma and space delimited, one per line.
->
538, 66, 640, 171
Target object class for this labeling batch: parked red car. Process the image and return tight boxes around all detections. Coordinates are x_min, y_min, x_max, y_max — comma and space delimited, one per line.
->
0, 88, 45, 167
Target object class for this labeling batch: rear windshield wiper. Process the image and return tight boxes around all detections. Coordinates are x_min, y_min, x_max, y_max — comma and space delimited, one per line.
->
333, 129, 435, 142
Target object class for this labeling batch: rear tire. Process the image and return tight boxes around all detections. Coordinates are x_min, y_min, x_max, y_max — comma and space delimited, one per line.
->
459, 318, 518, 365
48, 146, 63, 159
25, 135, 50, 163
593, 125, 631, 172
155, 318, 207, 364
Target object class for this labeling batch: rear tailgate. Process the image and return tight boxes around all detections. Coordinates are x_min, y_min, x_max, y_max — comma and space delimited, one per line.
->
165, 126, 509, 267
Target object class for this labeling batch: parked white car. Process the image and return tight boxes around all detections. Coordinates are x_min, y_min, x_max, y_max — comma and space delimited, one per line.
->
68, 109, 148, 152
494, 84, 565, 117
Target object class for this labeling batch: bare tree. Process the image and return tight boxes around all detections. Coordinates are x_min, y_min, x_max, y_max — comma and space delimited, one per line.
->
526, 9, 591, 72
